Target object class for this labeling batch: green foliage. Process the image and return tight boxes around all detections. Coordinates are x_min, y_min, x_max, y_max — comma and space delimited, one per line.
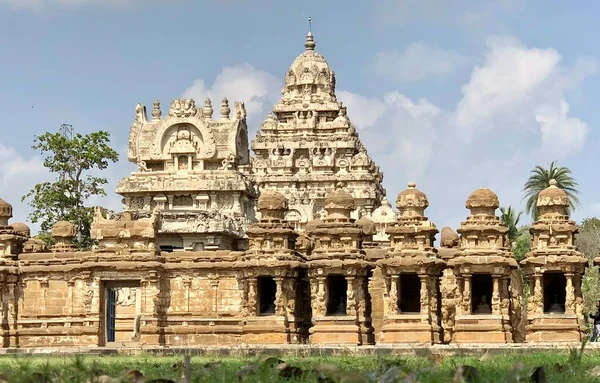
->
512, 226, 532, 263
522, 160, 580, 219
21, 131, 118, 248
500, 206, 524, 244
577, 217, 600, 264
582, 266, 600, 317
0, 352, 599, 382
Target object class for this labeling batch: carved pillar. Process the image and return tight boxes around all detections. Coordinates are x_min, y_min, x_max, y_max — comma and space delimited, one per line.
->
462, 274, 472, 314
210, 193, 218, 210
419, 274, 429, 317
492, 275, 501, 315
167, 195, 174, 210
210, 277, 219, 314
274, 277, 285, 316
428, 276, 439, 323
247, 277, 257, 316
388, 274, 399, 315
173, 156, 179, 171
346, 275, 356, 316
233, 192, 241, 213
534, 273, 544, 314
40, 279, 49, 315
313, 276, 327, 317
143, 196, 152, 210
187, 155, 192, 171
565, 273, 575, 315
500, 277, 510, 318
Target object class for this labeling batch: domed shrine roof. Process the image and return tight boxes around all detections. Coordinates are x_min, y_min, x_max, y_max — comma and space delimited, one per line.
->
257, 190, 288, 211
10, 222, 30, 237
396, 182, 428, 210
0, 198, 12, 219
51, 221, 76, 238
466, 188, 499, 209
324, 185, 356, 212
537, 179, 569, 207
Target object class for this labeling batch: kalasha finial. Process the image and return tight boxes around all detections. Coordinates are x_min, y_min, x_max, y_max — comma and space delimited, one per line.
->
305, 17, 316, 51
408, 181, 416, 189
549, 179, 558, 187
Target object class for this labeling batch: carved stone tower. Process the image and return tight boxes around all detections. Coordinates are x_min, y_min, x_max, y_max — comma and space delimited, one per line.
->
117, 98, 256, 252
446, 188, 518, 343
248, 30, 385, 230
237, 191, 306, 343
305, 184, 373, 345
376, 182, 445, 344
521, 179, 587, 342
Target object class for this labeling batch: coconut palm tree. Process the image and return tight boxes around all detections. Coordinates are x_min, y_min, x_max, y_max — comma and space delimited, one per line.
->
522, 160, 580, 219
500, 206, 523, 245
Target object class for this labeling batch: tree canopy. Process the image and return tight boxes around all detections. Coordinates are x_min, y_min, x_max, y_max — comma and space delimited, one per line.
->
21, 130, 119, 247
500, 206, 524, 245
522, 160, 580, 219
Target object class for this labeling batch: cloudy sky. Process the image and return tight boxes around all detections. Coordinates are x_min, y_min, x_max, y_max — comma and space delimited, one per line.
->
1, 0, 599, 234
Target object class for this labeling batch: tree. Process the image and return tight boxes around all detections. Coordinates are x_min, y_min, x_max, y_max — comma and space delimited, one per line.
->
576, 218, 600, 315
500, 206, 523, 245
512, 227, 531, 263
21, 131, 119, 248
522, 160, 580, 219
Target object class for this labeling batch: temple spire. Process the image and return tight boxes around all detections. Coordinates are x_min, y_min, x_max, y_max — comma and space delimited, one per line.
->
305, 17, 316, 51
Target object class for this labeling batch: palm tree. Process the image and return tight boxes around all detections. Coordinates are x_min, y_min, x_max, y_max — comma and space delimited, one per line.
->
522, 160, 580, 219
500, 206, 523, 245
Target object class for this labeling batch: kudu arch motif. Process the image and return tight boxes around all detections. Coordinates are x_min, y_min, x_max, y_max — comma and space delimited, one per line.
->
0, 30, 589, 347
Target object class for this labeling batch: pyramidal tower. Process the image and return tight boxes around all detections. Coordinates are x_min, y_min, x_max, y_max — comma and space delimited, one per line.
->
249, 23, 385, 230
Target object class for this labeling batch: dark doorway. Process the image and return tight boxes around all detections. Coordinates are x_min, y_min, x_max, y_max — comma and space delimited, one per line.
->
106, 287, 117, 343
399, 273, 421, 313
327, 275, 347, 315
258, 276, 276, 315
544, 273, 566, 313
471, 274, 493, 314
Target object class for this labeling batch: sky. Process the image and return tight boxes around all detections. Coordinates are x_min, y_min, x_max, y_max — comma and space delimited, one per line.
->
1, 0, 599, 235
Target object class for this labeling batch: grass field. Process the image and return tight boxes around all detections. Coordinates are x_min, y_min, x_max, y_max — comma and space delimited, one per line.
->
0, 348, 600, 382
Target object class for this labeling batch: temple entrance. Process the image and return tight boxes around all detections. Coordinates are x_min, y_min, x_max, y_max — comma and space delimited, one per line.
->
471, 274, 493, 314
327, 275, 347, 315
258, 276, 276, 315
102, 281, 141, 346
399, 273, 420, 313
544, 273, 566, 313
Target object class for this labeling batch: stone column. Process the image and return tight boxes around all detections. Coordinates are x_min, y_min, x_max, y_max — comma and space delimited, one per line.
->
419, 274, 430, 317
247, 277, 257, 316
462, 275, 472, 315
565, 273, 575, 315
67, 280, 75, 315
492, 275, 501, 315
427, 276, 439, 323
183, 278, 192, 313
388, 274, 399, 316
210, 193, 218, 210
534, 273, 544, 314
313, 276, 327, 317
233, 192, 241, 213
210, 278, 219, 314
274, 277, 284, 316
187, 155, 192, 171
346, 275, 356, 316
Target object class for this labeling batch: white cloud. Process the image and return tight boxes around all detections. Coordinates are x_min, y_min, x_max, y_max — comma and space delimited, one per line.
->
591, 203, 600, 215
182, 63, 281, 136
375, 42, 470, 82
0, 144, 49, 232
451, 36, 596, 157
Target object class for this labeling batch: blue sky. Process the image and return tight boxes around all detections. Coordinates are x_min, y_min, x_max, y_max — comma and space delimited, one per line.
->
1, 0, 599, 234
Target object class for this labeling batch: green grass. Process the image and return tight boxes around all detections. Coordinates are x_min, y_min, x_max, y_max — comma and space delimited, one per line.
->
0, 350, 599, 382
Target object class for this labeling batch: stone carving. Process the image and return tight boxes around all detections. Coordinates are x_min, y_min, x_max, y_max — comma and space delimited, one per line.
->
168, 99, 198, 118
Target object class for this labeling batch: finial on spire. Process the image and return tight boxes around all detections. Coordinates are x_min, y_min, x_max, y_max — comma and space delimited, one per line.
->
305, 17, 316, 51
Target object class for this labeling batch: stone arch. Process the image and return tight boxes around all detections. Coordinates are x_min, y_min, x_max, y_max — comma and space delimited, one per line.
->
151, 118, 216, 160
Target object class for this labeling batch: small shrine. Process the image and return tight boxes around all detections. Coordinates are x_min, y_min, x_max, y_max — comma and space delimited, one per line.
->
377, 182, 445, 343
521, 179, 587, 342
236, 191, 306, 343
305, 184, 373, 344
117, 97, 256, 252
445, 188, 519, 343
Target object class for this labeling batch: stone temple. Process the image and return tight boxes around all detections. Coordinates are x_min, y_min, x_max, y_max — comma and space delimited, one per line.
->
0, 31, 590, 348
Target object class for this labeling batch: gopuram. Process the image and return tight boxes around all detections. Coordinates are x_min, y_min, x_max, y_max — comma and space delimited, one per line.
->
0, 30, 594, 349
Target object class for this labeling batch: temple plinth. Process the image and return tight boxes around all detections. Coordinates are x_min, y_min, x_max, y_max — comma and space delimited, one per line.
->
377, 182, 445, 344
521, 180, 587, 342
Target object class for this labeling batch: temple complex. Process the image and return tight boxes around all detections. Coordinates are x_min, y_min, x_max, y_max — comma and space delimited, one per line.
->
0, 30, 595, 349
246, 30, 385, 231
